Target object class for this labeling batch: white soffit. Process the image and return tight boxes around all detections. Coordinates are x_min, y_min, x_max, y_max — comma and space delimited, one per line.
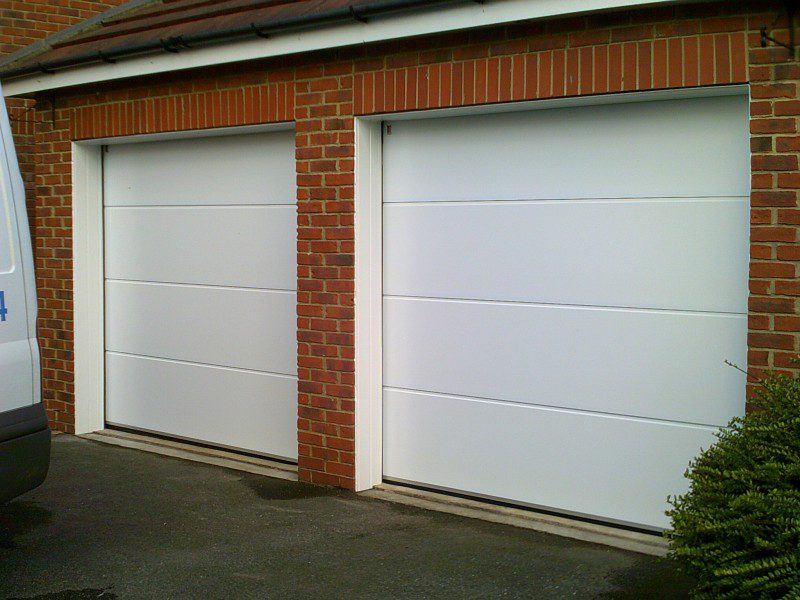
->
4, 0, 682, 97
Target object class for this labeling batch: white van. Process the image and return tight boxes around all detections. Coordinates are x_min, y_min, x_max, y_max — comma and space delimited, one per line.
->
0, 82, 49, 503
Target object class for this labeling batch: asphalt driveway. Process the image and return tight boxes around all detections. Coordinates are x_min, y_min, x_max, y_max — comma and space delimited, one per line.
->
0, 435, 692, 599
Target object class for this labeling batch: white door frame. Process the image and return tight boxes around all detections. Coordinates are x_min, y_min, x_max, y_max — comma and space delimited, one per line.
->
71, 123, 294, 435
353, 118, 384, 490
352, 84, 749, 491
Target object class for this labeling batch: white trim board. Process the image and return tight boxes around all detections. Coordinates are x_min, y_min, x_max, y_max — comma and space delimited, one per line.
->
354, 118, 383, 491
72, 142, 104, 434
4, 0, 686, 97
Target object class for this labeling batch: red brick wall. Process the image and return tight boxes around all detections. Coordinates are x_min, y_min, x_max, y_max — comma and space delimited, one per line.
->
2, 0, 128, 249
6, 96, 34, 222
294, 64, 357, 486
748, 49, 800, 379
28, 0, 798, 488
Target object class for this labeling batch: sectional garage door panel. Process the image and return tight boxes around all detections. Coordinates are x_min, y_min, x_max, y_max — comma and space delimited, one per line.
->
104, 131, 297, 459
384, 199, 749, 314
103, 131, 296, 207
382, 93, 750, 529
105, 281, 296, 375
106, 353, 298, 459
383, 95, 749, 202
383, 389, 719, 529
105, 205, 296, 290
384, 298, 747, 427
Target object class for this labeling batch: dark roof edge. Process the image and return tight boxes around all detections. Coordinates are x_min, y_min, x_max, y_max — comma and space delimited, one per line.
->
0, 0, 462, 80
0, 0, 161, 74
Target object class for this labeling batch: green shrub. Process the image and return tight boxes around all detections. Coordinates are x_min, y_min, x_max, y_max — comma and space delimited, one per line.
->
665, 372, 800, 599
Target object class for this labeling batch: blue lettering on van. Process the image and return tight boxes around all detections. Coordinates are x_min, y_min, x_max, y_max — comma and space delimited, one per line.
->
0, 291, 6, 322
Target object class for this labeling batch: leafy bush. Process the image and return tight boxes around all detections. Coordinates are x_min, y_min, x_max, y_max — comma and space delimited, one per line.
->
666, 372, 800, 599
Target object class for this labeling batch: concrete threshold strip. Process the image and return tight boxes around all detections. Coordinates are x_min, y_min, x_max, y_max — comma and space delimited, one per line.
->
81, 430, 668, 557
81, 429, 298, 482
363, 485, 668, 557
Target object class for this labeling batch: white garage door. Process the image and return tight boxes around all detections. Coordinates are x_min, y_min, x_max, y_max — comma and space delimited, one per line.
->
382, 93, 750, 529
103, 131, 298, 460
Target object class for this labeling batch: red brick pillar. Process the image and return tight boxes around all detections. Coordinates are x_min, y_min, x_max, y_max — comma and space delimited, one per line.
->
295, 62, 357, 487
32, 100, 74, 430
746, 10, 800, 394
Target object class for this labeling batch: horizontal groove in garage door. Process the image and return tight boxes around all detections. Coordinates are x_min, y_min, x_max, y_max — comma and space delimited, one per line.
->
384, 195, 750, 205
106, 351, 298, 380
382, 294, 746, 317
382, 385, 720, 430
105, 203, 296, 208
105, 278, 295, 294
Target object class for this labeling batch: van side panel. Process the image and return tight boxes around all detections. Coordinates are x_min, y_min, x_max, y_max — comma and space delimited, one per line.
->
0, 87, 39, 413
0, 81, 48, 503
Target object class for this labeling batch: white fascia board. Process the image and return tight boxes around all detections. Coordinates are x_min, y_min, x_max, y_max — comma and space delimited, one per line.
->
3, 0, 680, 97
